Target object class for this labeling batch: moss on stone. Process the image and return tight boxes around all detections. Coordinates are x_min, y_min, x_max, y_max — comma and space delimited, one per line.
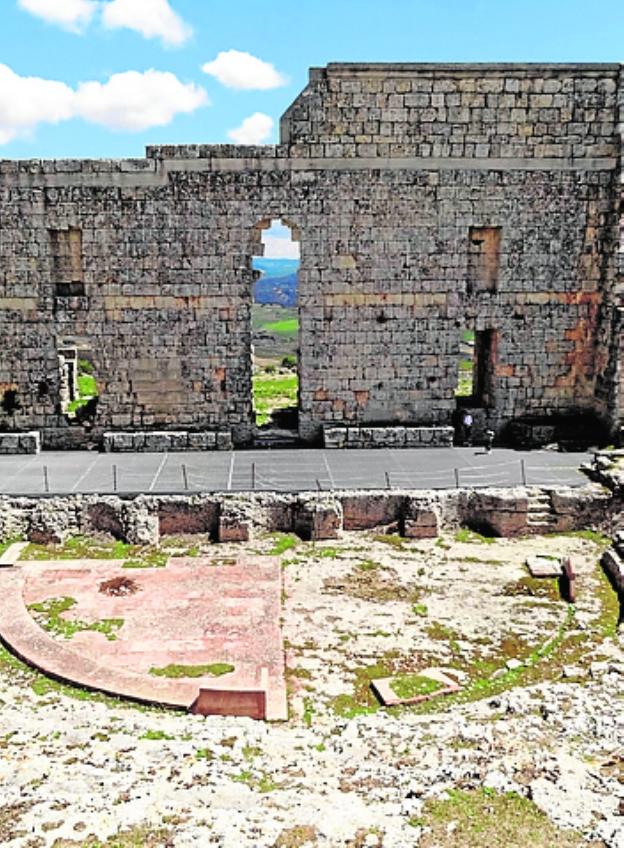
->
149, 662, 234, 679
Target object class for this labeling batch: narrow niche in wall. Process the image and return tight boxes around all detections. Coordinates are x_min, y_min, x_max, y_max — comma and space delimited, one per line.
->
251, 219, 300, 432
59, 348, 99, 424
467, 226, 501, 294
455, 329, 496, 408
50, 228, 85, 296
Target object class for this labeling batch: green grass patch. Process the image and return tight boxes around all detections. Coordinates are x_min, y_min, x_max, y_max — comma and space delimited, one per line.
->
414, 787, 584, 847
50, 825, 173, 847
373, 533, 406, 550
267, 533, 299, 556
502, 575, 560, 601
548, 529, 612, 547
28, 597, 124, 641
253, 372, 298, 426
412, 603, 428, 617
66, 369, 99, 415
140, 729, 174, 741
122, 551, 168, 569
149, 663, 234, 679
389, 673, 445, 700
356, 559, 381, 572
454, 528, 497, 544
262, 318, 299, 337
232, 770, 280, 793
23, 536, 135, 561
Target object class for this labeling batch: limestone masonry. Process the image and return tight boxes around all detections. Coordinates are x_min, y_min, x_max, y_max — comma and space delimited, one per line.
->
1, 63, 623, 448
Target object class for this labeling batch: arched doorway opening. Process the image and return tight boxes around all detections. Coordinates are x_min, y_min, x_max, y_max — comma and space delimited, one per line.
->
251, 218, 300, 438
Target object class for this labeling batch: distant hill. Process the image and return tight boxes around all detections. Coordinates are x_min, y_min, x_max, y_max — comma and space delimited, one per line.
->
253, 258, 299, 307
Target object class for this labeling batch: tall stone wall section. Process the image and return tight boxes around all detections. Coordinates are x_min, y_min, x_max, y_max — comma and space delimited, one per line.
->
0, 63, 622, 447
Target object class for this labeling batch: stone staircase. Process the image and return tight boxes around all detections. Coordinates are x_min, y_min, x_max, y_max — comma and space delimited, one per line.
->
253, 428, 301, 449
526, 490, 557, 530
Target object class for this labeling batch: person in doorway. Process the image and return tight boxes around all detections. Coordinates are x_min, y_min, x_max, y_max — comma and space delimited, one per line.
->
462, 410, 473, 446
484, 428, 495, 454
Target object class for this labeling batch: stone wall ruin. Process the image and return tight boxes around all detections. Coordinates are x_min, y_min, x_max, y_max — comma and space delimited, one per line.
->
0, 62, 623, 448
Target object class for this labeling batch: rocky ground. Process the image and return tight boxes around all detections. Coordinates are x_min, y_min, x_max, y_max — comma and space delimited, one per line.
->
0, 530, 622, 847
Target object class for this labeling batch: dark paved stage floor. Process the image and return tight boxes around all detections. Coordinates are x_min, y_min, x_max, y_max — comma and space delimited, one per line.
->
0, 447, 592, 496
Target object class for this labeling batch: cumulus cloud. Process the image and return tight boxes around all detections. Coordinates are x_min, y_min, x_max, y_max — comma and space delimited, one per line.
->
17, 0, 98, 32
75, 69, 207, 131
202, 50, 287, 90
101, 0, 192, 47
228, 112, 274, 145
0, 64, 208, 143
0, 63, 75, 143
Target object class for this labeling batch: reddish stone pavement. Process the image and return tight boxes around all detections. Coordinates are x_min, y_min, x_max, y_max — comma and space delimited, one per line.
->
0, 553, 287, 721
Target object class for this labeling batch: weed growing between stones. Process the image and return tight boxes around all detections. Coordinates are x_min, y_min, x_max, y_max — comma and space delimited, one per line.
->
412, 787, 586, 847
266, 533, 299, 556
140, 729, 174, 741
273, 825, 319, 847
50, 825, 174, 847
149, 663, 235, 679
232, 769, 280, 793
122, 551, 168, 569
454, 528, 497, 544
502, 575, 560, 600
28, 597, 124, 641
23, 536, 134, 560
373, 534, 406, 550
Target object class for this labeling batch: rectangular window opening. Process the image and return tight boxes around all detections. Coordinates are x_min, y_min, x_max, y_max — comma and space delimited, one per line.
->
456, 328, 496, 408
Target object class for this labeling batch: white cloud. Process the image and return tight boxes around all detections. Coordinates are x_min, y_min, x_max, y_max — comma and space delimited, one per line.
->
228, 112, 274, 145
17, 0, 98, 32
75, 70, 208, 131
202, 50, 287, 90
0, 64, 208, 143
263, 237, 300, 260
101, 0, 192, 47
0, 63, 75, 143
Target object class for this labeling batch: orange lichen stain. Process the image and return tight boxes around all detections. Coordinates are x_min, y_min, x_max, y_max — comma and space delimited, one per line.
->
354, 390, 369, 406
314, 388, 329, 401
495, 364, 515, 378
556, 315, 599, 390
333, 399, 345, 412
0, 383, 18, 394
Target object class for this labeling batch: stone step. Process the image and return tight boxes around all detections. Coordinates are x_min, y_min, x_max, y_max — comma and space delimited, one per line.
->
0, 542, 29, 567
527, 514, 558, 525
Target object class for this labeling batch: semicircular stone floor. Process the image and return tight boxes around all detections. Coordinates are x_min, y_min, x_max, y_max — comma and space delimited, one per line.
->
0, 553, 287, 721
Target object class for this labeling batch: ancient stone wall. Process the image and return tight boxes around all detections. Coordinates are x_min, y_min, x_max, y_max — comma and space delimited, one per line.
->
0, 63, 622, 447
0, 481, 616, 546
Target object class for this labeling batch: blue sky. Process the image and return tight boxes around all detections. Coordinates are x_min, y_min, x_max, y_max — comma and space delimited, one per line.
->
0, 0, 622, 160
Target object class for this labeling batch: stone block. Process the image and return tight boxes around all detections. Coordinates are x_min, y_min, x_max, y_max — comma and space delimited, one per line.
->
402, 500, 440, 539
158, 499, 219, 537
216, 431, 233, 451
0, 434, 20, 454
218, 501, 253, 543
341, 494, 404, 530
295, 497, 343, 541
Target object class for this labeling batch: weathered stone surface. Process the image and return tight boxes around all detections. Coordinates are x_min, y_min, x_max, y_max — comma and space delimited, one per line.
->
402, 499, 440, 538
0, 63, 622, 448
218, 501, 253, 543
157, 498, 219, 537
0, 432, 40, 455
323, 426, 454, 449
103, 431, 230, 453
294, 497, 342, 541
341, 494, 405, 531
